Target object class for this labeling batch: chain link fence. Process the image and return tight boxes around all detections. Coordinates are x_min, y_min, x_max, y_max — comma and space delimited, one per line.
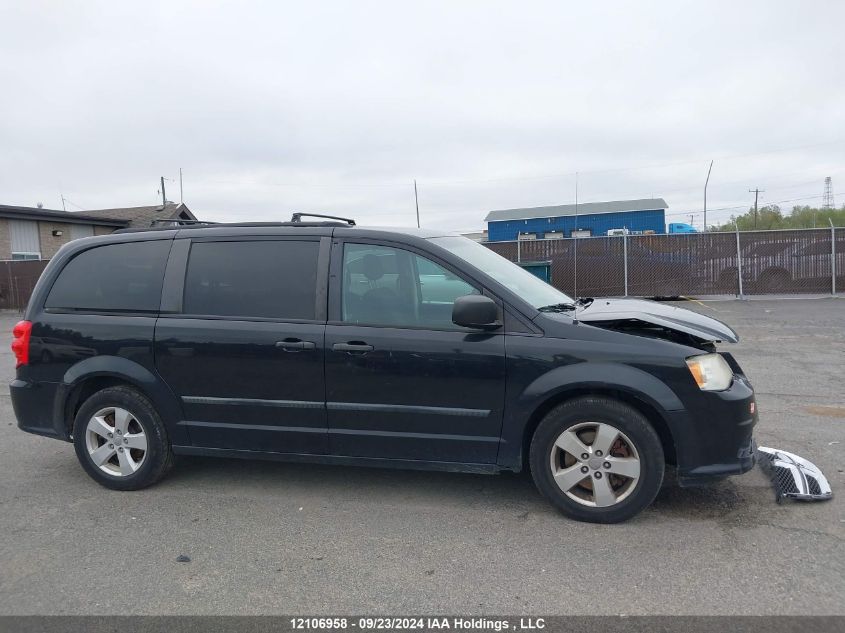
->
0, 228, 840, 311
486, 227, 844, 298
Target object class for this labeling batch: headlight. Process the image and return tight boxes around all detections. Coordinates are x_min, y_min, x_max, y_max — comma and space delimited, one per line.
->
685, 353, 733, 391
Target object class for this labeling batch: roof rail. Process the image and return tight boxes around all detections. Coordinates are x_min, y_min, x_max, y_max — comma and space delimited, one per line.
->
291, 212, 355, 226
113, 214, 358, 234
149, 219, 219, 227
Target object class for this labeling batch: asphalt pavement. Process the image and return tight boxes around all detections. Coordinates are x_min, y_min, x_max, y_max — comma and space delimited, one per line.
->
0, 298, 842, 615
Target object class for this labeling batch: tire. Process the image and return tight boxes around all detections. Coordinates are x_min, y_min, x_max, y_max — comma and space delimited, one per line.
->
529, 396, 664, 523
72, 386, 173, 490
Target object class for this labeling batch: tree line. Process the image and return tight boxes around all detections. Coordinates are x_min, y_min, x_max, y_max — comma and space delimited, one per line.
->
711, 204, 845, 231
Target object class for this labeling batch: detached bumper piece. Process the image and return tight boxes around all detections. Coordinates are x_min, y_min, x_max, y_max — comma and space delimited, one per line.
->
757, 446, 833, 503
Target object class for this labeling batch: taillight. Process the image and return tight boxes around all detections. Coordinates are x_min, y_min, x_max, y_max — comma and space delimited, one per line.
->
11, 320, 32, 368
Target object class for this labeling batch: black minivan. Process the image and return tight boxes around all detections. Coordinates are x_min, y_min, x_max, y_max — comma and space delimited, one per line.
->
11, 215, 757, 523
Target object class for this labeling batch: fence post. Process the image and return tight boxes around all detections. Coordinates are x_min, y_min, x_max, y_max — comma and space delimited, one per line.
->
623, 229, 628, 297
735, 224, 745, 299
831, 219, 837, 296
6, 264, 12, 311
12, 275, 19, 312
517, 237, 521, 263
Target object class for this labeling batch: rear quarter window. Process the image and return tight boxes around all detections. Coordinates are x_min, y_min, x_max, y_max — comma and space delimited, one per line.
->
44, 240, 171, 312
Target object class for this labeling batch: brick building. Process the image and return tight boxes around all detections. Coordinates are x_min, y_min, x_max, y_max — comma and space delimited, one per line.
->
0, 203, 196, 260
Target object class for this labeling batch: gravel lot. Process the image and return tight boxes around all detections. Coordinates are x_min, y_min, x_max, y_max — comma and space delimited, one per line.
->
0, 298, 842, 615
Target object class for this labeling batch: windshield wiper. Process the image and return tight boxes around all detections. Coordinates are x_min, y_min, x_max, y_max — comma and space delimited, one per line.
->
537, 302, 578, 313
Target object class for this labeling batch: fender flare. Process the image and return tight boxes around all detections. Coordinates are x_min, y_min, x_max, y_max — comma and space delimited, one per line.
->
520, 362, 685, 413
498, 362, 685, 470
53, 356, 187, 444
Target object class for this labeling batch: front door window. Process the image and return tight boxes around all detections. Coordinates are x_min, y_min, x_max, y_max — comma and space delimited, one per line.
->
341, 243, 479, 329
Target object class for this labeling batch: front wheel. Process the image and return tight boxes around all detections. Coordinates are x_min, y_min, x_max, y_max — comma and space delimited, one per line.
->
530, 396, 664, 523
73, 386, 173, 490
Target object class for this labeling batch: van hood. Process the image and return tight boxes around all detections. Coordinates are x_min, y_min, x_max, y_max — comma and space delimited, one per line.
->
575, 298, 739, 344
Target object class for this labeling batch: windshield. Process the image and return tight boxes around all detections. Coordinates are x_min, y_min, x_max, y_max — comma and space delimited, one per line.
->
428, 236, 574, 309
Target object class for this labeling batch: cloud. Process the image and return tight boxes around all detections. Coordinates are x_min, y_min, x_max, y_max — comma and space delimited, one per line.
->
1, 0, 843, 229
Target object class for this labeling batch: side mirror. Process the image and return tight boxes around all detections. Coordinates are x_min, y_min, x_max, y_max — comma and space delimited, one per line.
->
452, 295, 501, 330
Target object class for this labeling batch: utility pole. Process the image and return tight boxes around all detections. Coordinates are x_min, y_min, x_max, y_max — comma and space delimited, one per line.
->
414, 179, 420, 228
748, 188, 764, 230
703, 160, 713, 231
689, 213, 695, 227
179, 168, 184, 204
60, 194, 67, 211
160, 177, 167, 206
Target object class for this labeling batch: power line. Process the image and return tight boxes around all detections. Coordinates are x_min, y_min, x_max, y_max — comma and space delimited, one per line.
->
193, 138, 845, 190
428, 138, 845, 185
62, 197, 86, 211
638, 167, 845, 198
665, 193, 830, 218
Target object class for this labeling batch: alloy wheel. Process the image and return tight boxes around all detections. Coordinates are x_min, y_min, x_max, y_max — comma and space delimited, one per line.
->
549, 421, 641, 507
84, 406, 148, 476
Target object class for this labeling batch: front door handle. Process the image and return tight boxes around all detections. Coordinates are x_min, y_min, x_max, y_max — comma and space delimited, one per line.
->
332, 342, 374, 354
275, 339, 316, 351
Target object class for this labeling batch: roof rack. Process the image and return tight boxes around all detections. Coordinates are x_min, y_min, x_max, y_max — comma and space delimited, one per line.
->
114, 213, 359, 234
291, 212, 355, 226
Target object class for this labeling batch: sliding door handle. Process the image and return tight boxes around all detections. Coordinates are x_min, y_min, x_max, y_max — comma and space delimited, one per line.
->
332, 342, 374, 353
275, 339, 316, 351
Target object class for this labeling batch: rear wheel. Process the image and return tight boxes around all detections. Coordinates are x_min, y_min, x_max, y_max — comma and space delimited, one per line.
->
73, 386, 173, 490
529, 396, 664, 523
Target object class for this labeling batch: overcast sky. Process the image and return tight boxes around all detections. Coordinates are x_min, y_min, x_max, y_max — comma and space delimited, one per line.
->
1, 0, 843, 231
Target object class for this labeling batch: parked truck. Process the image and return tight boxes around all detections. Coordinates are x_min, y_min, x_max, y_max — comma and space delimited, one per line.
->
668, 222, 697, 234
607, 223, 696, 236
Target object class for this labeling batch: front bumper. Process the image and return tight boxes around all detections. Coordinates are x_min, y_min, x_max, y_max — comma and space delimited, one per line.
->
676, 435, 756, 486
668, 374, 758, 487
